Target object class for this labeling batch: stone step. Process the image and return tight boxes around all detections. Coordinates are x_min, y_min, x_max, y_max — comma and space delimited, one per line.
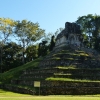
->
21, 68, 100, 76
41, 81, 100, 87
12, 80, 100, 88
53, 75, 100, 80
40, 87, 100, 95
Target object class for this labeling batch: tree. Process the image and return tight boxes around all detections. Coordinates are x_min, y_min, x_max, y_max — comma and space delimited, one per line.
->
76, 14, 100, 49
38, 40, 49, 57
92, 15, 100, 49
49, 35, 55, 51
15, 20, 45, 64
0, 18, 16, 72
42, 32, 52, 45
25, 45, 38, 62
1, 42, 22, 72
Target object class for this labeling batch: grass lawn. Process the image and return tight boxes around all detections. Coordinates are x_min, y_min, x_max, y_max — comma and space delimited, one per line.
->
0, 89, 100, 100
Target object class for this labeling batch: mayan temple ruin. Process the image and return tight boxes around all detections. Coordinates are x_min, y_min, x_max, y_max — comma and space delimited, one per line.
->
1, 22, 100, 95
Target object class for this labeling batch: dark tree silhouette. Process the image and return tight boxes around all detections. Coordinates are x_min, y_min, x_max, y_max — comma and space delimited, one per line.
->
49, 35, 55, 51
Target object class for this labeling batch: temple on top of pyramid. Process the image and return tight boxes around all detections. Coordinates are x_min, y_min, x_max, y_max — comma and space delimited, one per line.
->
55, 22, 83, 48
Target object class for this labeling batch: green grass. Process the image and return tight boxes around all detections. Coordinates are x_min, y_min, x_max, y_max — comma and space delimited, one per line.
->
0, 89, 100, 100
51, 57, 61, 60
75, 50, 85, 53
54, 73, 72, 75
46, 77, 100, 82
79, 53, 89, 56
56, 66, 100, 70
0, 57, 43, 83
56, 66, 77, 69
0, 96, 100, 100
0, 89, 31, 97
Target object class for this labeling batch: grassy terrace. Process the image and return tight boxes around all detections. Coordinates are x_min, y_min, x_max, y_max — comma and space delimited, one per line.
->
50, 50, 90, 61
56, 66, 100, 70
52, 52, 88, 56
0, 57, 43, 83
46, 77, 100, 82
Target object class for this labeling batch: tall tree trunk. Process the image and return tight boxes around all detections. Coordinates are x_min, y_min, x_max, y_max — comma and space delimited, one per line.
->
22, 40, 25, 64
0, 46, 3, 73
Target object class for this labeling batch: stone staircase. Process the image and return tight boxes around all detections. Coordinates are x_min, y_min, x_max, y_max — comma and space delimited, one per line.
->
11, 46, 100, 95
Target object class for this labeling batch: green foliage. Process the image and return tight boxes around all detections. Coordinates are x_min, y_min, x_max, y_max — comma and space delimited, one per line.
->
25, 45, 38, 61
38, 41, 49, 57
76, 14, 100, 49
0, 17, 45, 72
0, 18, 16, 72
0, 18, 16, 37
1, 42, 23, 72
15, 20, 45, 45
14, 20, 45, 64
49, 35, 55, 51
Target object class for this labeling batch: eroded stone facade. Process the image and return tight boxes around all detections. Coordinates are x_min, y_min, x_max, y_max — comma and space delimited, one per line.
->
55, 22, 83, 48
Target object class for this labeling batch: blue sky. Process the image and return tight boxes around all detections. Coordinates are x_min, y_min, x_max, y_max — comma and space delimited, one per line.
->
0, 0, 100, 34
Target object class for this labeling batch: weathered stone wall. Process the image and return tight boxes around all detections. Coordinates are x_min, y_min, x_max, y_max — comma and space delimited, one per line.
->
55, 22, 82, 49
40, 81, 100, 95
2, 84, 34, 95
